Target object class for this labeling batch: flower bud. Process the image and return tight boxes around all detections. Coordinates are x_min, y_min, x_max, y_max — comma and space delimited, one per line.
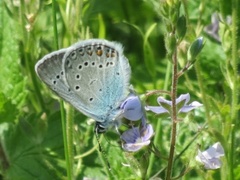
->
187, 37, 204, 63
176, 16, 187, 39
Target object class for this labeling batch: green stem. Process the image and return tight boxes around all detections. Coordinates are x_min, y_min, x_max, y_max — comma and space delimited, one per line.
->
60, 102, 70, 178
146, 60, 171, 178
19, 0, 45, 112
166, 48, 178, 180
194, 61, 210, 121
52, 0, 59, 50
96, 138, 113, 179
229, 0, 239, 179
52, 1, 74, 179
65, 105, 74, 179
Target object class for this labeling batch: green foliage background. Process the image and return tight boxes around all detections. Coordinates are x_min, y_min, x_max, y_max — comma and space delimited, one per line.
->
0, 0, 239, 179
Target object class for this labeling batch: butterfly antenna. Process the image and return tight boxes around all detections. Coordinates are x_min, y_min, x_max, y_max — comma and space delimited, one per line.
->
94, 130, 111, 170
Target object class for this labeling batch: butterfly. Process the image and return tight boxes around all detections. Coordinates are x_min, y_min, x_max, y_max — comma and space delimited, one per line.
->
35, 39, 131, 133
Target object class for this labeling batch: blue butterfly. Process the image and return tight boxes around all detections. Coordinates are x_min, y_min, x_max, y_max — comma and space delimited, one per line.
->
35, 39, 131, 133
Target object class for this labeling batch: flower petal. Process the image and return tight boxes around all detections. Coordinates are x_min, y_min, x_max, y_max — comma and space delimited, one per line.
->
157, 96, 172, 106
196, 150, 222, 169
140, 124, 154, 141
176, 93, 190, 105
203, 142, 224, 158
121, 127, 140, 143
121, 124, 154, 152
121, 95, 143, 121
195, 142, 224, 169
145, 106, 169, 114
122, 140, 151, 152
179, 101, 202, 113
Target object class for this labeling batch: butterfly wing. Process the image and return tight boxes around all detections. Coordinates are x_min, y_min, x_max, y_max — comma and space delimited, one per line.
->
35, 39, 131, 127
35, 48, 71, 97
63, 39, 131, 123
35, 48, 91, 114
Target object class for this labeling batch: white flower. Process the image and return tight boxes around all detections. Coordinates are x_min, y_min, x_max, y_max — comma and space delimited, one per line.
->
195, 142, 225, 169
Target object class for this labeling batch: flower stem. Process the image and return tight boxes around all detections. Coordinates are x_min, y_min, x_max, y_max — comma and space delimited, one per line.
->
52, 1, 74, 179
166, 47, 178, 180
229, 0, 239, 179
147, 62, 171, 178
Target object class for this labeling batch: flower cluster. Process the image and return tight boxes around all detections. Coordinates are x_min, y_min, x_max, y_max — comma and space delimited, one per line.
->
119, 93, 203, 152
120, 94, 154, 152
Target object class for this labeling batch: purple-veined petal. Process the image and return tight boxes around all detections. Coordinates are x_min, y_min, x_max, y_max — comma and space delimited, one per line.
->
140, 124, 154, 141
121, 127, 140, 143
122, 140, 151, 152
196, 150, 222, 169
157, 96, 172, 106
147, 93, 202, 115
189, 101, 203, 107
176, 93, 190, 105
140, 115, 147, 127
179, 101, 203, 113
203, 142, 224, 158
121, 124, 154, 152
145, 106, 169, 114
121, 95, 143, 121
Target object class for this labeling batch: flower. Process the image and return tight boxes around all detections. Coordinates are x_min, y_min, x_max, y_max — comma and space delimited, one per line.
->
120, 94, 154, 152
195, 142, 225, 169
145, 93, 202, 115
121, 94, 143, 121
121, 123, 154, 152
204, 13, 221, 43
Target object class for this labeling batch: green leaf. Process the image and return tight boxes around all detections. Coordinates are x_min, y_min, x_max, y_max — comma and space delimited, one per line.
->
176, 15, 187, 40
0, 112, 66, 180
0, 93, 18, 123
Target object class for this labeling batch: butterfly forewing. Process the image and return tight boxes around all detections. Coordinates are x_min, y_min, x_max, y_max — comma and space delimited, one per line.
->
35, 48, 90, 113
35, 49, 71, 97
